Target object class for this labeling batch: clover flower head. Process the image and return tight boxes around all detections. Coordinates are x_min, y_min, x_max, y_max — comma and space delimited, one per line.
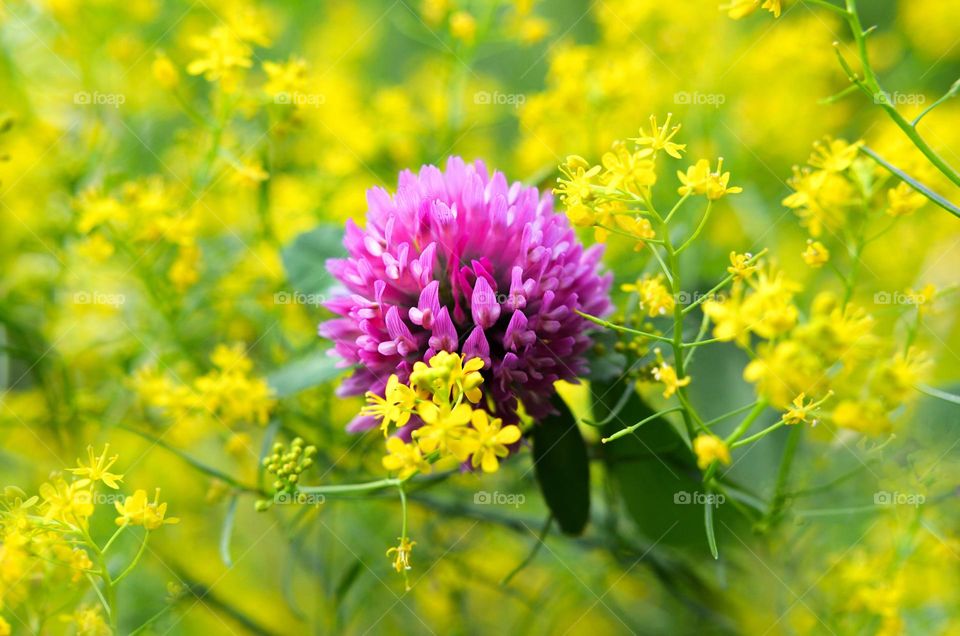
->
321, 157, 611, 430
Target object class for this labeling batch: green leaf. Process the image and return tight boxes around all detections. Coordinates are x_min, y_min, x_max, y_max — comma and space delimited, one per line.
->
220, 495, 238, 567
280, 224, 345, 298
531, 397, 590, 536
593, 380, 706, 550
704, 498, 718, 559
267, 353, 342, 397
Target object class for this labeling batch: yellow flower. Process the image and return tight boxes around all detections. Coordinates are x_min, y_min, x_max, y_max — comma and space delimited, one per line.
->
413, 402, 474, 460
60, 605, 110, 636
600, 140, 657, 194
186, 26, 253, 91
723, 0, 781, 19
622, 274, 674, 317
382, 437, 432, 479
468, 410, 521, 473
262, 57, 308, 99
704, 286, 752, 347
630, 113, 686, 159
652, 361, 690, 398
802, 240, 830, 268
410, 352, 484, 405
886, 182, 926, 217
784, 393, 812, 425
386, 536, 416, 573
0, 616, 10, 636
783, 168, 855, 237
744, 340, 824, 408
831, 400, 891, 435
693, 435, 731, 470
69, 444, 124, 489
808, 137, 862, 173
76, 233, 115, 262
362, 374, 418, 436
450, 11, 476, 42
40, 478, 94, 527
727, 252, 758, 280
114, 489, 179, 530
152, 53, 179, 89
556, 156, 601, 208
678, 158, 742, 199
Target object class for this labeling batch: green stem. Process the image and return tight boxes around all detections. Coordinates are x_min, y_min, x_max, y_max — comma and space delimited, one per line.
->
681, 249, 768, 316
724, 401, 768, 446
299, 478, 401, 495
601, 407, 685, 443
764, 425, 803, 525
676, 201, 712, 254
101, 525, 126, 554
575, 311, 674, 344
112, 530, 150, 585
730, 419, 785, 448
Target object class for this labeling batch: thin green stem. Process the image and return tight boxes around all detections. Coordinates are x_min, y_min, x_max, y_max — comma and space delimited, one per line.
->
681, 249, 768, 316
575, 311, 674, 344
704, 401, 761, 428
101, 525, 126, 554
730, 420, 785, 448
803, 0, 850, 16
601, 407, 685, 443
676, 201, 712, 254
664, 192, 691, 224
112, 530, 150, 585
299, 478, 401, 495
724, 401, 769, 446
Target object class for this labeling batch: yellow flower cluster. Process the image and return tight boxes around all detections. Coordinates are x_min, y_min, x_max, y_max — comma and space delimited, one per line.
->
785, 136, 928, 239
133, 343, 276, 439
363, 353, 522, 477
0, 446, 175, 630
555, 115, 739, 246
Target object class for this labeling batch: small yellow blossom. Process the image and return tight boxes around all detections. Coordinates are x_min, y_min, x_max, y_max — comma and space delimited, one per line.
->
802, 240, 830, 268
76, 233, 115, 262
652, 360, 691, 398
262, 57, 308, 99
414, 402, 474, 460
69, 444, 124, 489
600, 141, 657, 194
152, 53, 179, 89
622, 275, 674, 317
114, 489, 179, 529
678, 158, 742, 200
386, 536, 416, 573
630, 113, 686, 159
723, 0, 781, 19
468, 410, 522, 473
808, 137, 862, 173
727, 252, 758, 280
0, 616, 10, 636
450, 11, 477, 43
693, 435, 731, 470
886, 181, 926, 217
40, 478, 94, 527
556, 155, 602, 209
362, 374, 419, 435
186, 26, 253, 91
382, 437, 432, 479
